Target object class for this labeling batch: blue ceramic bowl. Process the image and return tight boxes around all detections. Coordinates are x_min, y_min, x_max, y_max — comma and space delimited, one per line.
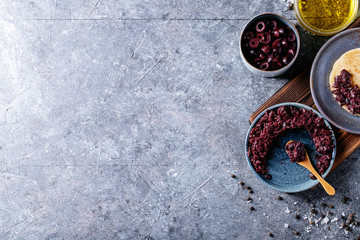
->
245, 103, 336, 193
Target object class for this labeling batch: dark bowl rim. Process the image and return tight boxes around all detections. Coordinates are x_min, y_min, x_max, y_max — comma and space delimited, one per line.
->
239, 12, 301, 73
244, 102, 336, 193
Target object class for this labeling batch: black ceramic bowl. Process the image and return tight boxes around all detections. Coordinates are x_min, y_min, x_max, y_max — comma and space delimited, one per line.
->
239, 13, 300, 77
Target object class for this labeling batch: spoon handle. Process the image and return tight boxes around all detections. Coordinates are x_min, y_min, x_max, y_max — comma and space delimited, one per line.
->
302, 162, 335, 196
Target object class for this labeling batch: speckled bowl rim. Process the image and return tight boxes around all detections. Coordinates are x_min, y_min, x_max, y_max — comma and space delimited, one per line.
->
244, 102, 336, 193
239, 13, 300, 75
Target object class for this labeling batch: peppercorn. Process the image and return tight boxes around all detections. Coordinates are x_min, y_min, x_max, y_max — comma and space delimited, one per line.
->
346, 213, 354, 224
239, 181, 244, 186
246, 186, 252, 190
321, 214, 325, 218
293, 230, 299, 235
248, 189, 253, 194
230, 174, 236, 178
249, 206, 255, 211
294, 214, 300, 220
310, 209, 318, 214
268, 233, 274, 237
309, 221, 315, 225
342, 196, 350, 203
287, 3, 294, 10
276, 196, 283, 200
246, 197, 252, 201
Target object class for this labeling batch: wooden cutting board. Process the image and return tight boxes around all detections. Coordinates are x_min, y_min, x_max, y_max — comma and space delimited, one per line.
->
249, 18, 360, 172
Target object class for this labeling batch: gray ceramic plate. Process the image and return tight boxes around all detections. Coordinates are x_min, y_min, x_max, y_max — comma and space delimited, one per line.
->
245, 103, 336, 193
311, 28, 360, 134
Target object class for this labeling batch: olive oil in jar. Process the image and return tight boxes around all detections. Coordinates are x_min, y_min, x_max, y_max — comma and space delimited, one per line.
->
298, 0, 356, 31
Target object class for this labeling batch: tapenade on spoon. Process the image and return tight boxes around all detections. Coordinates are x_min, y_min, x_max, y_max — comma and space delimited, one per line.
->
285, 140, 335, 196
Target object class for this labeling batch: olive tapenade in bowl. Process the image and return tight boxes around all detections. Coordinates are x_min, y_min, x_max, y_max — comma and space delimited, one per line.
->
245, 103, 336, 193
239, 13, 300, 77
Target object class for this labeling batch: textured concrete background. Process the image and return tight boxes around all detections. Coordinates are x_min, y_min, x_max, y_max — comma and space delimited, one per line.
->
0, 0, 359, 239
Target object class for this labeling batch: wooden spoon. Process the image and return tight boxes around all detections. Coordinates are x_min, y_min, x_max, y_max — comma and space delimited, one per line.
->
286, 141, 335, 196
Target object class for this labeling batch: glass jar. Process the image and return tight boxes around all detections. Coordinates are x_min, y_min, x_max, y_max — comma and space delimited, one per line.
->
294, 0, 359, 36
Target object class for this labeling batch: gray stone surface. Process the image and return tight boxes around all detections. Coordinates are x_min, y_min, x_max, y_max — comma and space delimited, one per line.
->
0, 0, 359, 239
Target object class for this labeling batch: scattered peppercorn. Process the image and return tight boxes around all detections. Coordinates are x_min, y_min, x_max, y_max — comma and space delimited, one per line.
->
268, 233, 274, 237
321, 214, 325, 218
294, 214, 300, 220
346, 213, 354, 224
310, 221, 315, 225
287, 3, 294, 10
230, 174, 236, 178
328, 204, 334, 209
239, 181, 245, 186
249, 206, 255, 211
310, 209, 318, 214
248, 189, 254, 194
342, 196, 350, 203
276, 196, 283, 200
293, 230, 299, 236
246, 186, 252, 190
